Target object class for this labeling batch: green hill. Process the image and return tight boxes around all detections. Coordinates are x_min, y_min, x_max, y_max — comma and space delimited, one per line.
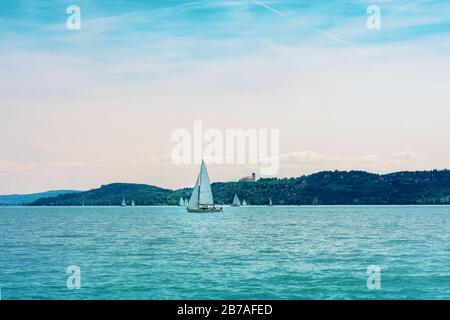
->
30, 170, 450, 206
31, 183, 171, 206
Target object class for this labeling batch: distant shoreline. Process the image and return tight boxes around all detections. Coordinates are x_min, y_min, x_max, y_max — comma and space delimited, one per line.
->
2, 169, 449, 207
2, 204, 450, 208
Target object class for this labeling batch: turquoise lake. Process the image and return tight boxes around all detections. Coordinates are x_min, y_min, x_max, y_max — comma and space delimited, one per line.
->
0, 206, 449, 300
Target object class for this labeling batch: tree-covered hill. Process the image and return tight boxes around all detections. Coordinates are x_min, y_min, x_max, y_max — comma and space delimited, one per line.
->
31, 183, 172, 206
30, 170, 450, 206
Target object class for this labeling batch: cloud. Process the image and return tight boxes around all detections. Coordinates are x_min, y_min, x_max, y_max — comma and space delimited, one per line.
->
275, 149, 436, 175
130, 154, 172, 166
392, 150, 423, 161
279, 150, 379, 166
357, 154, 379, 163
0, 159, 37, 173
130, 156, 161, 166
95, 158, 112, 165
48, 158, 113, 169
48, 161, 89, 169
280, 150, 330, 164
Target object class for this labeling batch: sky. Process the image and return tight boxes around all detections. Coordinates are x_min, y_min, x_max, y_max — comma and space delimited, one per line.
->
0, 0, 450, 194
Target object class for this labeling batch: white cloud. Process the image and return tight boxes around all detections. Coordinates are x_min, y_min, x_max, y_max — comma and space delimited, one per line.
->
130, 156, 161, 166
280, 150, 330, 164
0, 160, 35, 172
279, 150, 380, 166
48, 161, 89, 169
48, 158, 113, 169
130, 154, 173, 166
358, 154, 379, 163
392, 150, 423, 161
95, 158, 112, 165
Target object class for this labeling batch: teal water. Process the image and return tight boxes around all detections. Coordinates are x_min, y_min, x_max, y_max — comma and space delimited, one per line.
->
0, 206, 449, 300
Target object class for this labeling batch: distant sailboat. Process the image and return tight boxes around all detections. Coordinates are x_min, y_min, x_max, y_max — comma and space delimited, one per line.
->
121, 198, 126, 207
242, 199, 247, 206
231, 193, 241, 207
187, 160, 222, 213
179, 197, 185, 206
269, 197, 273, 206
184, 199, 189, 206
131, 200, 136, 207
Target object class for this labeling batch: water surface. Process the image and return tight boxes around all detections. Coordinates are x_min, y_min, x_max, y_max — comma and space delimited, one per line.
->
0, 206, 449, 299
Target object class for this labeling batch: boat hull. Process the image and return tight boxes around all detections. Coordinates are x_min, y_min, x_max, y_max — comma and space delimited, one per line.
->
186, 207, 223, 213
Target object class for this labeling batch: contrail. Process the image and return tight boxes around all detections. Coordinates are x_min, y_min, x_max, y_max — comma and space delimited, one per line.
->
251, 0, 288, 18
165, 1, 205, 10
250, 0, 360, 50
312, 27, 360, 50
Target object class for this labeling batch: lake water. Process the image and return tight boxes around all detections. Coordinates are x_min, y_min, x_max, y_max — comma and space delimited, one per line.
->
0, 206, 449, 300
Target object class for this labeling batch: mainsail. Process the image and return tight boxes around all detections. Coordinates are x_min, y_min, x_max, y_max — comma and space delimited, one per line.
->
179, 197, 184, 206
188, 176, 200, 209
198, 160, 214, 205
187, 160, 222, 212
232, 193, 241, 206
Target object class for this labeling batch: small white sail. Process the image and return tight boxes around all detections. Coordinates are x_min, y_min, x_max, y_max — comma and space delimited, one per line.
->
131, 200, 135, 206
179, 197, 184, 206
269, 198, 273, 206
185, 199, 189, 206
242, 200, 247, 206
232, 193, 241, 206
121, 198, 126, 207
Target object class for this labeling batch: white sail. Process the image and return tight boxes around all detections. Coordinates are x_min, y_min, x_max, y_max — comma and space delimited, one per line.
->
198, 160, 214, 205
188, 176, 200, 209
186, 160, 222, 212
179, 197, 184, 206
232, 193, 241, 206
131, 200, 135, 206
121, 198, 126, 207
185, 199, 189, 206
242, 200, 247, 206
269, 198, 273, 206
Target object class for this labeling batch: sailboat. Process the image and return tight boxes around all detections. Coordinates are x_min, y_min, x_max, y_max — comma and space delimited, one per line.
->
184, 199, 189, 206
131, 200, 136, 207
121, 198, 126, 207
231, 193, 241, 207
242, 199, 247, 206
187, 160, 223, 213
179, 197, 185, 206
269, 197, 273, 206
